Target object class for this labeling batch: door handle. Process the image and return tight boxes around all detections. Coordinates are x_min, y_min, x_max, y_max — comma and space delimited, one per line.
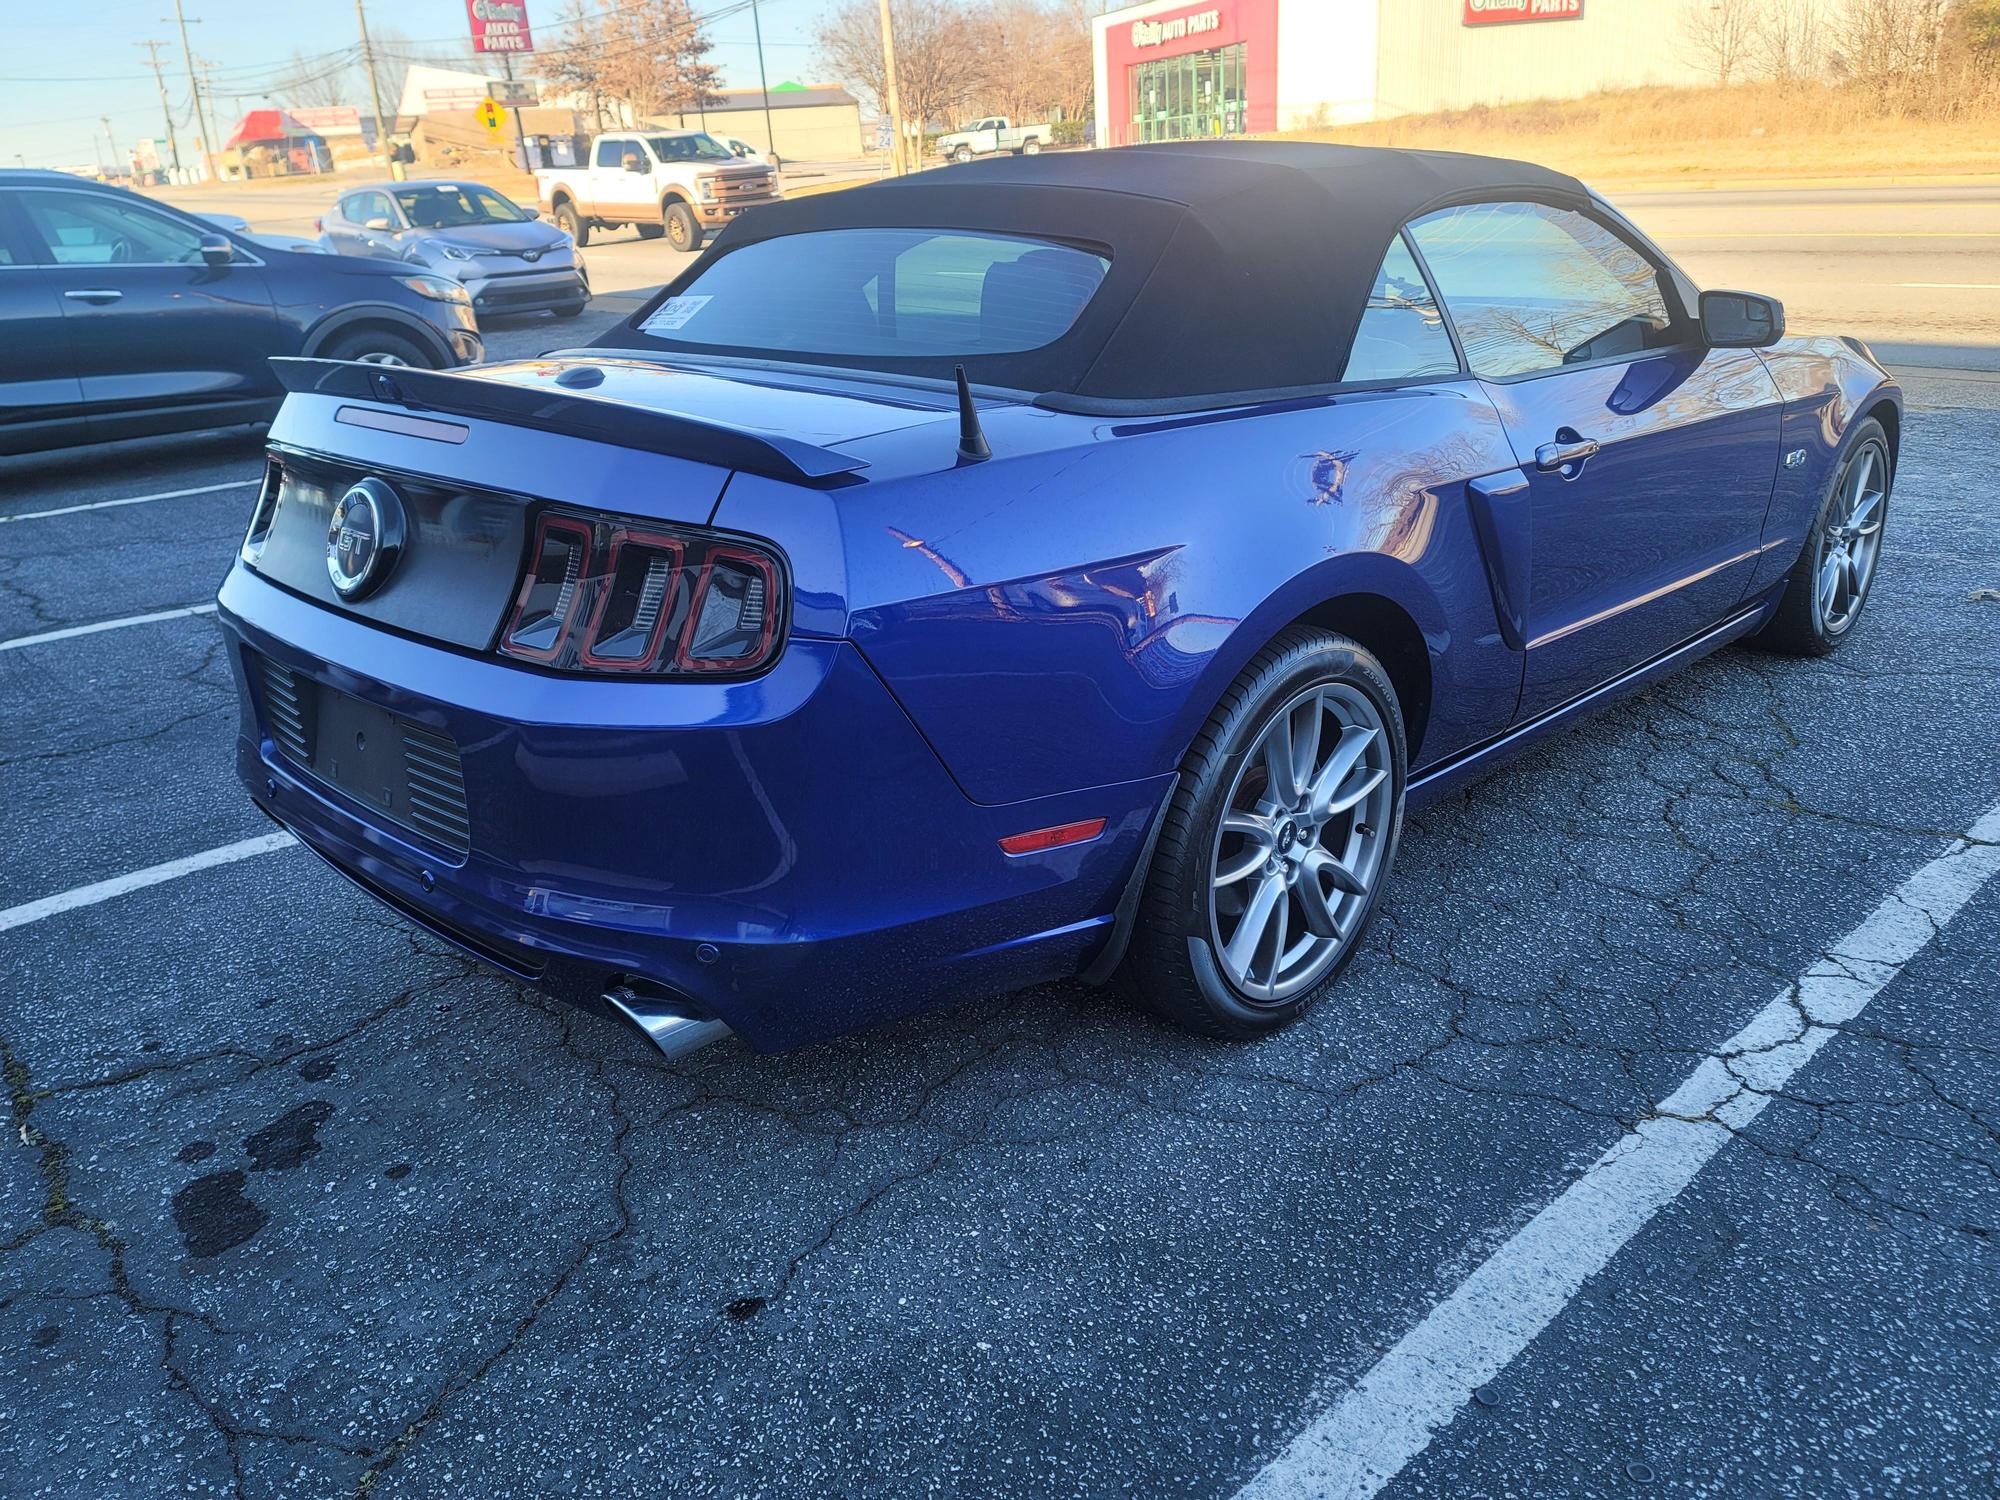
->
1534, 432, 1599, 475
63, 288, 123, 304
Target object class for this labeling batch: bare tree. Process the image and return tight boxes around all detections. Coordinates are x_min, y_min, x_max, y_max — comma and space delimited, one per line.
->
546, 0, 718, 124
1827, 0, 1952, 85
1753, 0, 1825, 82
273, 49, 354, 109
1679, 0, 1766, 85
817, 0, 987, 140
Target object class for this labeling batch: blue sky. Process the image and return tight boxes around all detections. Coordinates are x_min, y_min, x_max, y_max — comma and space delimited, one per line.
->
0, 0, 827, 169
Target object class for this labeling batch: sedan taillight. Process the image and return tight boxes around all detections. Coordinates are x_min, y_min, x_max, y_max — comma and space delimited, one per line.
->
498, 512, 785, 677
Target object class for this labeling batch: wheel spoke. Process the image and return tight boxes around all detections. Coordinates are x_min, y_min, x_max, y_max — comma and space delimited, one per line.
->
1294, 858, 1345, 939
1306, 724, 1378, 820
1843, 551, 1861, 604
1213, 814, 1275, 888
1817, 551, 1841, 618
1305, 845, 1367, 898
1224, 872, 1286, 979
1261, 710, 1302, 807
1849, 488, 1884, 538
1848, 447, 1875, 509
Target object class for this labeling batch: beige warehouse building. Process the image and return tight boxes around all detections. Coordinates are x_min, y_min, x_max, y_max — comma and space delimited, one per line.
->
660, 84, 865, 160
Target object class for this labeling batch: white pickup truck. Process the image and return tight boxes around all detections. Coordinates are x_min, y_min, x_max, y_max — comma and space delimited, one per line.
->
537, 129, 781, 252
934, 116, 1055, 164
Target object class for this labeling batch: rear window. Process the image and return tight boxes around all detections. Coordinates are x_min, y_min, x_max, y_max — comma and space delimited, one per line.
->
636, 228, 1110, 358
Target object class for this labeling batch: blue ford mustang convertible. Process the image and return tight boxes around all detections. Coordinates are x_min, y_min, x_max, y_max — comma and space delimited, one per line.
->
219, 144, 1900, 1059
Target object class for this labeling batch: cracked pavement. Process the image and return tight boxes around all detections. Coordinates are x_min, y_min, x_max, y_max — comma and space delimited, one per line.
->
2, 341, 1997, 1498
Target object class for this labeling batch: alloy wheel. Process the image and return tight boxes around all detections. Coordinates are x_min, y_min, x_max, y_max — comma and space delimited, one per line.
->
353, 351, 410, 367
1208, 683, 1393, 1004
1817, 437, 1888, 634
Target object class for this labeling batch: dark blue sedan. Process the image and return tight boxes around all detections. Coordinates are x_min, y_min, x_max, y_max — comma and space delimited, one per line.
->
217, 144, 1899, 1060
0, 170, 483, 457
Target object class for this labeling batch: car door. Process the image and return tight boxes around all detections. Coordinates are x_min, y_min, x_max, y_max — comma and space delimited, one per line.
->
14, 186, 284, 420
595, 137, 654, 217
326, 190, 396, 257
1409, 199, 1781, 719
0, 192, 88, 454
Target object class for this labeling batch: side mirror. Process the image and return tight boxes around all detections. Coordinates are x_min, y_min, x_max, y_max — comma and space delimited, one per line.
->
197, 231, 233, 268
363, 215, 392, 231
1700, 289, 1784, 349
625, 157, 649, 174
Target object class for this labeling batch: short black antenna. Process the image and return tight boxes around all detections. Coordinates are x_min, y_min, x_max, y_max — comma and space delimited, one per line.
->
954, 364, 990, 464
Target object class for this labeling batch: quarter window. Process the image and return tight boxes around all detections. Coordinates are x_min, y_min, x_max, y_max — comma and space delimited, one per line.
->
16, 191, 206, 266
638, 228, 1110, 357
1341, 233, 1459, 382
1407, 201, 1677, 379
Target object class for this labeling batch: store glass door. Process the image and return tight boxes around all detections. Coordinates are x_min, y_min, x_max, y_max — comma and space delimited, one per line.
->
1129, 43, 1247, 144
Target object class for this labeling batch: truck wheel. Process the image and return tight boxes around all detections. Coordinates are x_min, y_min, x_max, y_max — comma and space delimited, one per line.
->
555, 202, 589, 248
1023, 138, 1042, 155
953, 146, 972, 164
636, 223, 666, 240
664, 202, 700, 252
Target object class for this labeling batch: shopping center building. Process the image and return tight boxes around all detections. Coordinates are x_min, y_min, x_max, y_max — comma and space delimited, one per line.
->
1091, 0, 1711, 148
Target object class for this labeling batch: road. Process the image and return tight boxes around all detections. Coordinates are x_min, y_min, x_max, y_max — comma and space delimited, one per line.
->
148, 175, 2000, 370
3, 182, 1999, 1499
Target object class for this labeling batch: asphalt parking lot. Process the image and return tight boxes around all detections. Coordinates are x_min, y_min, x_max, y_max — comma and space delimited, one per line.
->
5, 303, 2000, 1495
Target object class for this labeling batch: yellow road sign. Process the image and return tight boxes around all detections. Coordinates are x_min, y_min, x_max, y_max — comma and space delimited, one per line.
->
475, 98, 508, 136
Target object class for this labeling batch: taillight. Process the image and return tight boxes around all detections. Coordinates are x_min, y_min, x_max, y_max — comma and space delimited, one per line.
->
498, 511, 785, 677
239, 460, 284, 565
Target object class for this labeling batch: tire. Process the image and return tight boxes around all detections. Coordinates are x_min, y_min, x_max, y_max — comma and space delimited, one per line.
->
954, 146, 972, 164
1023, 138, 1042, 155
554, 202, 589, 248
636, 223, 666, 241
1123, 628, 1407, 1040
1748, 416, 1892, 657
552, 302, 587, 319
664, 202, 700, 252
321, 327, 437, 369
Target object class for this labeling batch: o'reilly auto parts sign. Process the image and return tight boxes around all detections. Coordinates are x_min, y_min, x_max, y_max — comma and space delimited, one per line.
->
1463, 0, 1584, 23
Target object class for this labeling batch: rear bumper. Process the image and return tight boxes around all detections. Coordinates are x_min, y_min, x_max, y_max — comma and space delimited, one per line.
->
217, 566, 1168, 1051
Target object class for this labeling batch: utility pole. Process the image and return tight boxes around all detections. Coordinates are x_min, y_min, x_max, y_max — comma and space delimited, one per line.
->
876, 0, 905, 176
499, 52, 531, 173
749, 0, 777, 160
354, 0, 395, 176
101, 116, 122, 175
168, 1, 218, 181
136, 40, 184, 175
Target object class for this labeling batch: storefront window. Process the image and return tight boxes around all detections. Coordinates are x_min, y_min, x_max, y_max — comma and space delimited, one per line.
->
1128, 42, 1247, 145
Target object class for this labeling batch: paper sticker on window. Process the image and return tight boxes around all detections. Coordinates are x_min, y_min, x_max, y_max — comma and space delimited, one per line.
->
641, 295, 711, 332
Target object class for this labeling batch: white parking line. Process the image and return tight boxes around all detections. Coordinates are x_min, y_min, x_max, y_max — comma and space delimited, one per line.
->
0, 602, 217, 653
0, 478, 257, 525
1896, 282, 2000, 290
0, 831, 296, 935
1234, 797, 2000, 1500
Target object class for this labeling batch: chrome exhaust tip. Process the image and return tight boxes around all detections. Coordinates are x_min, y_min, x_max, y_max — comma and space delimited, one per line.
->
602, 984, 732, 1061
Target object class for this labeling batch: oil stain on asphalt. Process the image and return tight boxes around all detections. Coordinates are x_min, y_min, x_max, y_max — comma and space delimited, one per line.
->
171, 1171, 268, 1258
244, 1099, 334, 1172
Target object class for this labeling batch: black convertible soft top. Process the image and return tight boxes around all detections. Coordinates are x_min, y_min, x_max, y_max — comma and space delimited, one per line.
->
601, 142, 1590, 408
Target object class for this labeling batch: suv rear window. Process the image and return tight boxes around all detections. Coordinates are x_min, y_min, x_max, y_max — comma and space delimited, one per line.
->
637, 229, 1110, 358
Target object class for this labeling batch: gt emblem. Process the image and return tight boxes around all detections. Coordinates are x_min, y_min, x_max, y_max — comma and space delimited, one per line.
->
1783, 448, 1808, 469
325, 477, 407, 600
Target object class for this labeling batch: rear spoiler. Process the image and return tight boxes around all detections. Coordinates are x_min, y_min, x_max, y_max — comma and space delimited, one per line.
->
269, 357, 869, 486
